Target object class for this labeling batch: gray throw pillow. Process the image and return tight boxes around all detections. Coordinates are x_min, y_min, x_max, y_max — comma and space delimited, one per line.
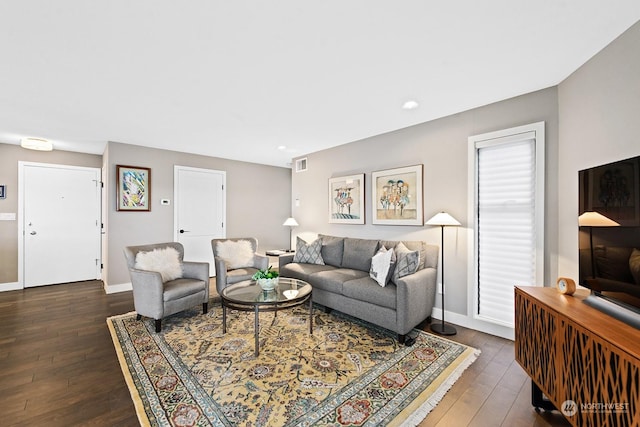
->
392, 242, 420, 284
293, 237, 325, 265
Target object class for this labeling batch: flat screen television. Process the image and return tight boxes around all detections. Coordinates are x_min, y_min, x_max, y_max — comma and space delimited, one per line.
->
578, 154, 640, 328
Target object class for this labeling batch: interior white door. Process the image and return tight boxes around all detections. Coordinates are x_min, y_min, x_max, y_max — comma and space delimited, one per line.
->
174, 166, 226, 275
21, 162, 101, 287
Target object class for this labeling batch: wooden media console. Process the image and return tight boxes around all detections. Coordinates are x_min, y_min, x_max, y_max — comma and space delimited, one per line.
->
514, 286, 640, 426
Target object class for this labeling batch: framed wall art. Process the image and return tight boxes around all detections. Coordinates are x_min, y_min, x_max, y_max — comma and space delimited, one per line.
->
116, 165, 151, 211
372, 165, 423, 225
328, 174, 365, 224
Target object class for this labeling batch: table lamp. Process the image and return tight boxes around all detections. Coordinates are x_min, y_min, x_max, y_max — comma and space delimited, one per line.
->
283, 217, 299, 252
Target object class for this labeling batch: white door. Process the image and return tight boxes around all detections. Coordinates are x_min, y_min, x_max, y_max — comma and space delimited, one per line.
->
20, 162, 101, 287
174, 166, 226, 275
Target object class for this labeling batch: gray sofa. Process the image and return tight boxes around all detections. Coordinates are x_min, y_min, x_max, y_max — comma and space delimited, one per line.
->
279, 234, 438, 343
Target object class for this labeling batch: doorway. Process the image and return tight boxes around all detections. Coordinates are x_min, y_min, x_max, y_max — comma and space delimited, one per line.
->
19, 162, 102, 288
174, 166, 226, 275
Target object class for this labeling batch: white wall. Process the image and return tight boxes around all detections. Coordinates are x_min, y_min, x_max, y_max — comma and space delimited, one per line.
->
558, 20, 640, 280
291, 87, 559, 321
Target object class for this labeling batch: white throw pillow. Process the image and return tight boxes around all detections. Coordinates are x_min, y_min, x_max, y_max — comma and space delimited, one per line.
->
370, 246, 394, 287
135, 247, 183, 282
216, 240, 255, 269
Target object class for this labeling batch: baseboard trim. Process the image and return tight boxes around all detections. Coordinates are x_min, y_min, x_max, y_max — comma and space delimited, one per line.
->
104, 282, 132, 294
431, 307, 514, 340
0, 282, 22, 292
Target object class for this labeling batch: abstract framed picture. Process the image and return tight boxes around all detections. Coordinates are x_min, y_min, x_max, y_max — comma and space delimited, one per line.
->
116, 165, 151, 211
372, 164, 423, 225
328, 174, 365, 224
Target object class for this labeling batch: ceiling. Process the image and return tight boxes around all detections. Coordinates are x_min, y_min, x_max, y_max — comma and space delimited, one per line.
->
1, 2, 639, 168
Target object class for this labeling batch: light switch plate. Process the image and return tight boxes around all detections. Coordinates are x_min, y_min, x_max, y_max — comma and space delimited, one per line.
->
0, 212, 16, 221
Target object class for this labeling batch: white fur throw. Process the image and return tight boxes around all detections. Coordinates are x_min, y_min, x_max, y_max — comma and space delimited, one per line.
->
216, 240, 254, 269
135, 247, 183, 282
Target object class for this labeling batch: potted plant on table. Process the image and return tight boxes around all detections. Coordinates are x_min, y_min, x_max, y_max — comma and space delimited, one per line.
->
252, 266, 279, 291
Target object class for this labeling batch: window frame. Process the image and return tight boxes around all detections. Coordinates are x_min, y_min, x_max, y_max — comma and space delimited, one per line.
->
467, 122, 545, 333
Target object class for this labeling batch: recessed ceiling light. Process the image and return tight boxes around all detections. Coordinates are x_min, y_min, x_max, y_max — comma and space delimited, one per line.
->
277, 145, 287, 150
402, 100, 419, 110
21, 137, 53, 151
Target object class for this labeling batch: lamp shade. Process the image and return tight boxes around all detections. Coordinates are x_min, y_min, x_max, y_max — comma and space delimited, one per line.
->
425, 212, 461, 226
283, 217, 299, 227
578, 211, 619, 227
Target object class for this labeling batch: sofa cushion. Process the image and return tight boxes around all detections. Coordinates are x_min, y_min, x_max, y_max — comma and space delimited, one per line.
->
294, 237, 325, 265
215, 240, 254, 269
594, 246, 634, 283
135, 247, 183, 282
369, 246, 395, 287
342, 276, 397, 309
392, 242, 420, 284
630, 248, 640, 285
310, 268, 369, 294
279, 263, 336, 282
318, 234, 345, 267
342, 238, 379, 271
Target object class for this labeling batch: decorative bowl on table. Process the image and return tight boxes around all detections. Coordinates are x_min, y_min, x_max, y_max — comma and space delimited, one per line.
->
257, 277, 278, 291
252, 266, 279, 291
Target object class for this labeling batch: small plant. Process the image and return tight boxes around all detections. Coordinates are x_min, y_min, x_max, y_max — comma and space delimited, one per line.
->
252, 266, 279, 280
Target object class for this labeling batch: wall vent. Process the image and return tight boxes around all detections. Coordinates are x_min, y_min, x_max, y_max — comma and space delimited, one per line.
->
295, 157, 308, 172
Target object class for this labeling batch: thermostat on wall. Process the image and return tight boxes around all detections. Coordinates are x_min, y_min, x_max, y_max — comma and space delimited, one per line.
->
160, 199, 171, 205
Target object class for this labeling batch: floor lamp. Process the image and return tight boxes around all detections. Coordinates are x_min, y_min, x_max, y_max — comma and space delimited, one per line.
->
283, 217, 299, 252
425, 211, 461, 336
578, 211, 619, 279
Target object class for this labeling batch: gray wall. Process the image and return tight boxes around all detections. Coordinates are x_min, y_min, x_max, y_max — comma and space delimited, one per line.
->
0, 144, 102, 283
104, 142, 291, 288
558, 21, 640, 279
0, 142, 291, 289
291, 87, 559, 317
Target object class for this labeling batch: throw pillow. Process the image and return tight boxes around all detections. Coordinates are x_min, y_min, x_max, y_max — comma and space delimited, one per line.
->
369, 246, 394, 287
630, 248, 640, 285
216, 240, 254, 269
293, 237, 325, 265
392, 242, 420, 284
135, 247, 183, 282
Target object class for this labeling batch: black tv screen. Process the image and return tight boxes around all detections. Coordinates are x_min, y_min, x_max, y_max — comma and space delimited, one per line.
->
578, 154, 640, 319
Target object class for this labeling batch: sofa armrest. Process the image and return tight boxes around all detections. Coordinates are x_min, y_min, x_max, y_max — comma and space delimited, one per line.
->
214, 257, 229, 294
182, 261, 210, 299
395, 267, 438, 335
279, 253, 295, 270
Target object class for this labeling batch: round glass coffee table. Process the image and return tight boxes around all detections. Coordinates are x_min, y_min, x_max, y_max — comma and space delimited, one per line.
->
220, 277, 313, 356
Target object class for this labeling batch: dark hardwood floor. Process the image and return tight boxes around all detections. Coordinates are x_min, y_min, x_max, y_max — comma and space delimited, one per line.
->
0, 281, 570, 426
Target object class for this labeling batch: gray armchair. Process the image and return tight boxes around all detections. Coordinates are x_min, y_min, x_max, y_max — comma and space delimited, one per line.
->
123, 242, 209, 332
211, 237, 269, 295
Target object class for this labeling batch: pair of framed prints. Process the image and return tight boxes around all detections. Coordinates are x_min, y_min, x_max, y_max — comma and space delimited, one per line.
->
328, 164, 423, 226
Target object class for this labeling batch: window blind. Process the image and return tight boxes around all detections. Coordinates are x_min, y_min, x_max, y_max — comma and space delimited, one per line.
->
476, 137, 536, 327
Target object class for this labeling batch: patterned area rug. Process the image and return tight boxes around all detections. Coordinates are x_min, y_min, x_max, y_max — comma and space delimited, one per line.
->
108, 303, 479, 426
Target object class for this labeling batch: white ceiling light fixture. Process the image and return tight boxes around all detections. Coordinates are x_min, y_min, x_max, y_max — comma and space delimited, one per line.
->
402, 100, 419, 110
21, 137, 53, 151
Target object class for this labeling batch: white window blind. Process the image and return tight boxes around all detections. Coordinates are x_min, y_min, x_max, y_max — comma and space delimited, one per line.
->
475, 132, 539, 327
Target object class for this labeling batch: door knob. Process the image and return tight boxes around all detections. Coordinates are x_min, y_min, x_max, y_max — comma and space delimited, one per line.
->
179, 229, 190, 234
30, 231, 37, 235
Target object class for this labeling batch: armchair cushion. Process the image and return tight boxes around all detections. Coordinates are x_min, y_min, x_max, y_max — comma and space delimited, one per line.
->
134, 247, 183, 282
215, 240, 254, 269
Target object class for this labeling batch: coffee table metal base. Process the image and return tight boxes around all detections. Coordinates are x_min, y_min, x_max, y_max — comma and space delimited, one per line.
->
221, 294, 313, 357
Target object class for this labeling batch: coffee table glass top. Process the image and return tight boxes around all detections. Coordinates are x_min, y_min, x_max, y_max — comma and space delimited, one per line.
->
221, 277, 311, 305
